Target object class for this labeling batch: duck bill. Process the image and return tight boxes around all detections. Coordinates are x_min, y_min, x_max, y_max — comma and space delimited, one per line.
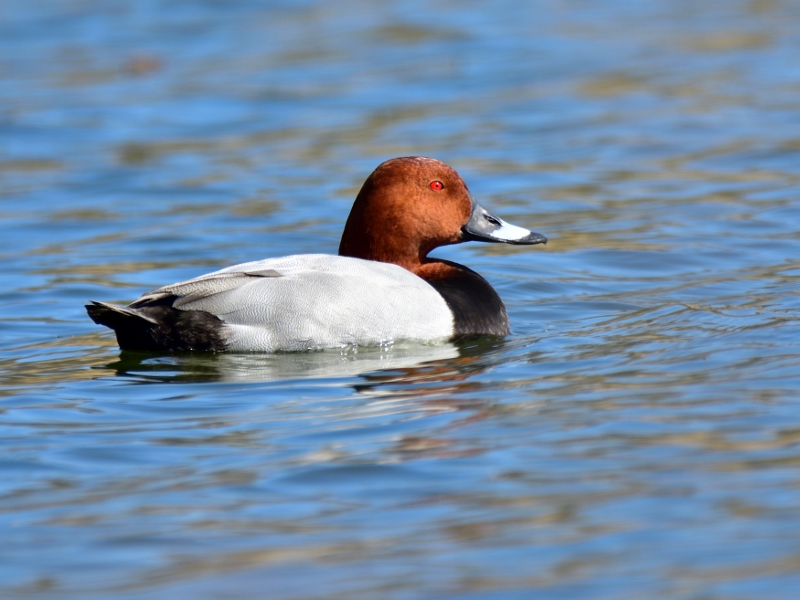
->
461, 197, 547, 245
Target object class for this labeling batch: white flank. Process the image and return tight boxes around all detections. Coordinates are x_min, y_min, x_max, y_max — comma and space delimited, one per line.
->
142, 254, 455, 352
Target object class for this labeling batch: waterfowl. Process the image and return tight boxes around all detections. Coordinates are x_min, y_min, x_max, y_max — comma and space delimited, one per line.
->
87, 157, 547, 352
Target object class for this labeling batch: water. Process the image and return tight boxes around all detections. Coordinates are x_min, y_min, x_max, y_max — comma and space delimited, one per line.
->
2, 0, 800, 597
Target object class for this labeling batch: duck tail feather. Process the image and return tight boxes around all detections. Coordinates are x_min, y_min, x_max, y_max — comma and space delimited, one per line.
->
85, 301, 227, 352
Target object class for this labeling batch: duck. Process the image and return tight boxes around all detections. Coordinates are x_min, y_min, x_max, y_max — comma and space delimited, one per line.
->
86, 156, 547, 352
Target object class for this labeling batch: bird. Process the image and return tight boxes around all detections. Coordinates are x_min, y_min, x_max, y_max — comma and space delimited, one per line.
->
87, 156, 547, 352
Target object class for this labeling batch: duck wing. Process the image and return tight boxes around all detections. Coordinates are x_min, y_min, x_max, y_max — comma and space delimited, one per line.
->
88, 255, 454, 352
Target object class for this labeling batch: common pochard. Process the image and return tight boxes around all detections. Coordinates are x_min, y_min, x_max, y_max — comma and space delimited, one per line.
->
87, 157, 547, 352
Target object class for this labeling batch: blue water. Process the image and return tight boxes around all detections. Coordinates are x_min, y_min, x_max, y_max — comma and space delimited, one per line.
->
3, 0, 800, 598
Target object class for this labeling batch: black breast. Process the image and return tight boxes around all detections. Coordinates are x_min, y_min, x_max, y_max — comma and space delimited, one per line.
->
426, 261, 510, 337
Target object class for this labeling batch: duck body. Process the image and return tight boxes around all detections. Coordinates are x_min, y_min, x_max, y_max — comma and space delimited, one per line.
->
87, 157, 546, 352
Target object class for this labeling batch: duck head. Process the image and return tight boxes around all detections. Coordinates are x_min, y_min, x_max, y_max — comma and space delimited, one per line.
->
338, 156, 547, 271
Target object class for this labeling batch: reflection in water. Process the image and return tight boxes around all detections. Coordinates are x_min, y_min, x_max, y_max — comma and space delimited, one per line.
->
101, 342, 461, 383
96, 336, 507, 386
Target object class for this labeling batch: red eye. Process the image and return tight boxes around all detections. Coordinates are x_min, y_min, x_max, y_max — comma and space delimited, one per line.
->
429, 180, 444, 191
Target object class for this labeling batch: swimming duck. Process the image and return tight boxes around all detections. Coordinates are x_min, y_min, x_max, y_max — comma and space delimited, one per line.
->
87, 157, 546, 352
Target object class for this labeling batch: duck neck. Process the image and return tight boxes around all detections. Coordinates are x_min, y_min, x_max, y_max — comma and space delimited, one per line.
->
338, 209, 435, 271
412, 259, 463, 280
339, 240, 424, 270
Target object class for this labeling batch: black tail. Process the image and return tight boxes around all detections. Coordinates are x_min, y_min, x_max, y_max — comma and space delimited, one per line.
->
86, 301, 227, 352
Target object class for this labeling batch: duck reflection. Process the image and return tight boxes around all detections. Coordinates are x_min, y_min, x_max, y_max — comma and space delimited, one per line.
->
98, 336, 507, 387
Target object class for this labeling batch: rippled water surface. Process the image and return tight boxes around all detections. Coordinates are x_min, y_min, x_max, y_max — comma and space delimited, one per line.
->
3, 0, 800, 598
